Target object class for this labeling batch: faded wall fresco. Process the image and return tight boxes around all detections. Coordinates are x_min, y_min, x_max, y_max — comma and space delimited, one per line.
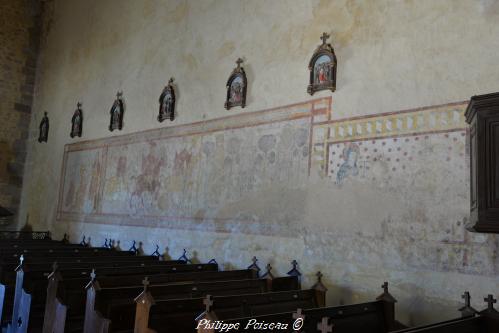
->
307, 102, 487, 276
53, 97, 499, 326
58, 99, 327, 235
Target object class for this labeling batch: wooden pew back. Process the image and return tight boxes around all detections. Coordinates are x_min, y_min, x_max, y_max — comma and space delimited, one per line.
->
11, 261, 214, 333
135, 289, 321, 333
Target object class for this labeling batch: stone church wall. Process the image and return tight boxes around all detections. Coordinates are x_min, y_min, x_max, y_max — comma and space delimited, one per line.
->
0, 0, 41, 222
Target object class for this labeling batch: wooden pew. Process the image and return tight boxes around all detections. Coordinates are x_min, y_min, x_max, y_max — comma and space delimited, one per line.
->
1, 254, 166, 327
44, 263, 224, 332
393, 317, 483, 333
126, 260, 306, 333
0, 237, 153, 262
0, 244, 87, 253
45, 267, 256, 333
82, 272, 298, 333
0, 240, 57, 247
0, 249, 140, 324
0, 234, 67, 328
214, 280, 404, 333
0, 235, 79, 249
0, 235, 154, 330
1, 247, 111, 325
292, 281, 405, 332
1, 252, 148, 267
78, 259, 286, 333
0, 248, 136, 261
11, 260, 210, 333
391, 294, 499, 333
0, 247, 111, 262
135, 287, 324, 333
0, 231, 51, 240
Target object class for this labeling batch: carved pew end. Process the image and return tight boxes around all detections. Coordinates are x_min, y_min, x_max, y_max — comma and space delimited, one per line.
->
195, 295, 218, 332
178, 249, 192, 264
317, 316, 333, 333
247, 256, 261, 278
133, 277, 156, 333
311, 271, 328, 307
62, 233, 69, 244
261, 263, 274, 280
128, 240, 139, 255
459, 291, 478, 317
80, 235, 90, 247
287, 260, 302, 284
481, 294, 498, 314
151, 244, 161, 258
376, 281, 397, 331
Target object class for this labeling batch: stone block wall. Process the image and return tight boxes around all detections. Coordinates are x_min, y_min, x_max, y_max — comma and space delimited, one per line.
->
0, 0, 41, 223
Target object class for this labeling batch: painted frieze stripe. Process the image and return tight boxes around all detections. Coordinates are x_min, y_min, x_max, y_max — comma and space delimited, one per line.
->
65, 98, 330, 152
316, 103, 467, 144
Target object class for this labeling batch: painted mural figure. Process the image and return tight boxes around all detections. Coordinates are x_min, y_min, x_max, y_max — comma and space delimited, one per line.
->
72, 113, 81, 134
158, 78, 176, 122
38, 112, 49, 143
70, 102, 83, 138
163, 95, 173, 116
336, 143, 360, 185
109, 91, 124, 131
229, 77, 243, 104
314, 56, 333, 84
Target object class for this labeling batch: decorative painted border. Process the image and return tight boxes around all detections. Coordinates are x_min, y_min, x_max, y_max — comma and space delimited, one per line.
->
310, 101, 468, 177
64, 98, 331, 152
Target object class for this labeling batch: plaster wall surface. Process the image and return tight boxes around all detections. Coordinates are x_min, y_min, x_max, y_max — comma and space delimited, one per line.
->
20, 0, 499, 325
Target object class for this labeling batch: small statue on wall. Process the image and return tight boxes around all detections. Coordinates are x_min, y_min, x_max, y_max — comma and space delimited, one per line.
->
38, 112, 49, 143
158, 78, 176, 122
225, 58, 247, 110
307, 32, 337, 95
70, 102, 83, 138
109, 91, 124, 132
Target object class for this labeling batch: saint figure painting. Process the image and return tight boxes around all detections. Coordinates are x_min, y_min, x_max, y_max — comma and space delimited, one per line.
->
307, 32, 337, 95
158, 78, 176, 122
225, 58, 247, 110
109, 91, 124, 131
38, 112, 49, 143
70, 102, 83, 138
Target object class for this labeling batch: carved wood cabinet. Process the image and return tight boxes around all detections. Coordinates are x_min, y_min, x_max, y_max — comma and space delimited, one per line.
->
465, 92, 499, 233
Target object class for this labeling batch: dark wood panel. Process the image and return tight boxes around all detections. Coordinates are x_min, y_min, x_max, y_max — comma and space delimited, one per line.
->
465, 92, 499, 233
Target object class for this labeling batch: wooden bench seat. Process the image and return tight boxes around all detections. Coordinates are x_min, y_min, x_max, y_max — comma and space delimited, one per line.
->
10, 261, 215, 333
1, 252, 133, 325
0, 249, 136, 262
45, 268, 256, 333
390, 295, 499, 333
0, 231, 51, 241
216, 282, 402, 333
0, 256, 176, 326
397, 316, 483, 333
390, 315, 497, 333
0, 243, 86, 255
133, 288, 323, 333
82, 274, 298, 333
2, 254, 157, 267
0, 241, 61, 247
0, 251, 160, 324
